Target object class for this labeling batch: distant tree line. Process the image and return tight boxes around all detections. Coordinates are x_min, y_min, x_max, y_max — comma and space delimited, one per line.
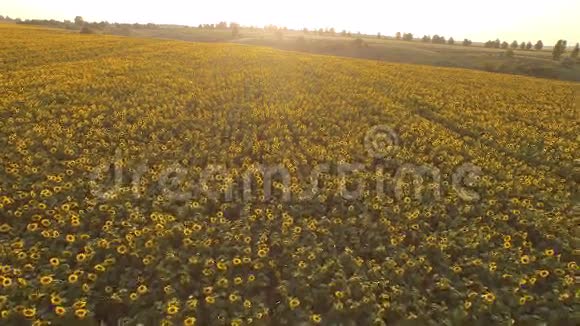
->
3, 15, 161, 35
3, 14, 578, 65
417, 34, 472, 46
484, 39, 543, 51
0, 15, 19, 23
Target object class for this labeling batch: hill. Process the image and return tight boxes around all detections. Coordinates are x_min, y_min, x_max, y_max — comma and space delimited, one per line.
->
110, 25, 580, 82
0, 24, 578, 325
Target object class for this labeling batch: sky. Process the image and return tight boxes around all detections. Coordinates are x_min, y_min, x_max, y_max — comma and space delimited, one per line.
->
2, 0, 579, 45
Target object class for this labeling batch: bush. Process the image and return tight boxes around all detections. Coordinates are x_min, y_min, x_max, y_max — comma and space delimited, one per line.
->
483, 62, 497, 72
295, 36, 306, 48
275, 30, 283, 41
505, 49, 515, 58
80, 25, 95, 34
561, 57, 575, 68
352, 38, 367, 48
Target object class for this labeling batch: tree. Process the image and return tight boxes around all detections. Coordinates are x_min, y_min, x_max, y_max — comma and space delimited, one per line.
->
341, 30, 347, 37
396, 32, 401, 40
519, 42, 526, 50
463, 39, 472, 46
526, 42, 533, 50
448, 37, 455, 45
377, 32, 381, 39
74, 16, 84, 26
402, 33, 413, 41
231, 24, 240, 38
510, 41, 518, 49
571, 43, 579, 58
275, 29, 284, 41
422, 35, 431, 43
534, 40, 543, 50
501, 41, 509, 49
432, 35, 446, 44
552, 40, 567, 60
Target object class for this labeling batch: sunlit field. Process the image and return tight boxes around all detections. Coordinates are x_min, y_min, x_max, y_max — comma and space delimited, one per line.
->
0, 24, 578, 325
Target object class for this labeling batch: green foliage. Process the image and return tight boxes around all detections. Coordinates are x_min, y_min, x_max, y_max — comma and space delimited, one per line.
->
80, 25, 95, 34
526, 42, 533, 50
432, 35, 446, 44
74, 16, 84, 26
571, 43, 579, 58
352, 37, 366, 47
561, 57, 575, 68
275, 29, 284, 41
231, 24, 240, 38
552, 39, 567, 60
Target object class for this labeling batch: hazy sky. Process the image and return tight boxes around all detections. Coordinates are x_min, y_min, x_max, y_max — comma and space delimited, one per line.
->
3, 0, 579, 44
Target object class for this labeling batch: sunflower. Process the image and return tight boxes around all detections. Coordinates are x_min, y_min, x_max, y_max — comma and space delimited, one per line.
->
228, 293, 240, 302
54, 306, 66, 316
137, 285, 148, 294
520, 255, 530, 264
22, 307, 36, 318
75, 309, 88, 319
289, 297, 300, 309
482, 292, 496, 303
76, 253, 87, 262
166, 305, 179, 315
67, 274, 79, 284
39, 276, 53, 286
310, 314, 322, 324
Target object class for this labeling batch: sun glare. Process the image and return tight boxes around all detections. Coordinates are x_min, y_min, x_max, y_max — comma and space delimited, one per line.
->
3, 0, 579, 43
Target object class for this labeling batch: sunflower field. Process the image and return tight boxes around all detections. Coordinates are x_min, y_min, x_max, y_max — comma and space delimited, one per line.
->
0, 24, 578, 325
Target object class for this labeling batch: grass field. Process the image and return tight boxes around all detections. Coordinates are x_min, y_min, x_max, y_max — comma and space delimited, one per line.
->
0, 24, 578, 325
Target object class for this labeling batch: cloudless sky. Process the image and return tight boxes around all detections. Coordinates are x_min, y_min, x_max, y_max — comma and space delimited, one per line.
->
3, 0, 579, 45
